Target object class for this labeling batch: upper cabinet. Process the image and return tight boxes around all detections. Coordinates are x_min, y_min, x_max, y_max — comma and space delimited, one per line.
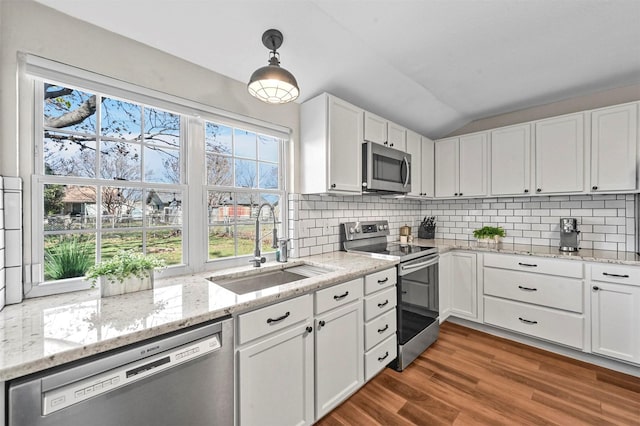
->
435, 133, 487, 198
534, 113, 585, 194
490, 124, 532, 196
364, 111, 406, 151
421, 136, 435, 198
590, 103, 638, 193
300, 93, 363, 194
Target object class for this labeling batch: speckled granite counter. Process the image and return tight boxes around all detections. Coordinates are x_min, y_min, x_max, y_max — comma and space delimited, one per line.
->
0, 252, 396, 381
415, 238, 640, 265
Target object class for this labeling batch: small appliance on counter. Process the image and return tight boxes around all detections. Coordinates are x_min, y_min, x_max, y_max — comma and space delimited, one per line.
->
418, 216, 436, 239
559, 218, 580, 252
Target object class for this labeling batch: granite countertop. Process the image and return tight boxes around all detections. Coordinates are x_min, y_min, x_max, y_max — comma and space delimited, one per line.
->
0, 252, 397, 381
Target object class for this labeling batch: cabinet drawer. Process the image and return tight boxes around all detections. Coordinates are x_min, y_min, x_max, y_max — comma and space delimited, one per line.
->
591, 263, 640, 286
364, 286, 397, 322
315, 278, 363, 315
364, 335, 397, 382
484, 268, 583, 312
484, 296, 584, 349
237, 294, 312, 345
484, 253, 582, 278
364, 309, 397, 351
364, 267, 397, 295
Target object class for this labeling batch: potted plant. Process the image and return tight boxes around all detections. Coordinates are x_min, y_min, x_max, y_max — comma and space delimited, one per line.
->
86, 250, 166, 297
473, 226, 506, 244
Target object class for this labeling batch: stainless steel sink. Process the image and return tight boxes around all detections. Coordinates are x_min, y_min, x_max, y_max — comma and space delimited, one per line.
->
210, 264, 333, 295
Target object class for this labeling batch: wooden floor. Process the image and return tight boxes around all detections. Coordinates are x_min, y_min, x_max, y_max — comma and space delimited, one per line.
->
317, 322, 640, 426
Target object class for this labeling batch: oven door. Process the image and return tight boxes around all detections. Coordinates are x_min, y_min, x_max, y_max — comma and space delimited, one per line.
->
397, 254, 439, 346
362, 141, 411, 193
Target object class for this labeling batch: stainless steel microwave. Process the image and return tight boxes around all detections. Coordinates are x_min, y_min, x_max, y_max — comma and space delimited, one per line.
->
362, 141, 411, 194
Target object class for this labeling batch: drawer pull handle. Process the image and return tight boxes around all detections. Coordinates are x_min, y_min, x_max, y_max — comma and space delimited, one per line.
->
267, 311, 290, 324
334, 291, 349, 300
378, 300, 389, 308
518, 262, 538, 267
518, 285, 538, 292
378, 351, 390, 362
378, 324, 389, 333
377, 277, 389, 284
401, 290, 408, 294
602, 272, 630, 278
518, 317, 538, 325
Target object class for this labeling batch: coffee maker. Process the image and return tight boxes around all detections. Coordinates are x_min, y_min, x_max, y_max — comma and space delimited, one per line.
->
559, 218, 579, 252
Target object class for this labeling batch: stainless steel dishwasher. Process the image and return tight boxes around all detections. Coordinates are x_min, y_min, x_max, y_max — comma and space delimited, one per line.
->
8, 317, 233, 426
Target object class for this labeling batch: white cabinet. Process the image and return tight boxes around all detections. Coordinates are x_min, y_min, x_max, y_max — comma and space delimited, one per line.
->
490, 124, 532, 196
438, 252, 451, 322
435, 133, 487, 198
421, 136, 435, 198
590, 264, 640, 364
237, 295, 314, 426
449, 251, 479, 321
534, 113, 585, 194
590, 103, 638, 192
300, 93, 363, 194
364, 111, 406, 151
405, 130, 422, 197
315, 300, 363, 418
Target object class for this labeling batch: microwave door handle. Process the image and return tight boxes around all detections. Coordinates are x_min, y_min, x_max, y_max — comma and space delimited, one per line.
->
402, 156, 409, 187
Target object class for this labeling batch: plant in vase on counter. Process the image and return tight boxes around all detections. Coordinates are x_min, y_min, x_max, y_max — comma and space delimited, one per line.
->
473, 226, 506, 244
86, 250, 166, 297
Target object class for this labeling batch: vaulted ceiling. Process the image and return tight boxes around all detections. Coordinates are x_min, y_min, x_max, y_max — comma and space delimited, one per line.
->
34, 0, 640, 138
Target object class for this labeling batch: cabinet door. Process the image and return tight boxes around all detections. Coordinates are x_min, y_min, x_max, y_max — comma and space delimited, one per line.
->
459, 133, 488, 197
421, 136, 435, 198
534, 113, 584, 194
405, 130, 422, 196
450, 252, 478, 321
315, 301, 363, 419
435, 138, 458, 197
328, 97, 363, 192
490, 124, 531, 196
363, 111, 387, 145
438, 252, 451, 321
238, 322, 314, 426
591, 282, 640, 364
590, 103, 638, 192
387, 121, 406, 151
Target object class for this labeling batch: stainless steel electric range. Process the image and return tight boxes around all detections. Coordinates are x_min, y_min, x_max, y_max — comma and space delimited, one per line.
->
340, 220, 439, 371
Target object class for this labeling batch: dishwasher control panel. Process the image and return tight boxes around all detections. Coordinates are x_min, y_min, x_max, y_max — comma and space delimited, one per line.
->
42, 334, 221, 415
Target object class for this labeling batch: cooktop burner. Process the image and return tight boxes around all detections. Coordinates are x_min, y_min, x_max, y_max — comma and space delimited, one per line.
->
350, 242, 437, 258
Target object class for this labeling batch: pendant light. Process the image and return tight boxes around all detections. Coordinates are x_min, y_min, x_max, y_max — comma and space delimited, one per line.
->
248, 29, 299, 104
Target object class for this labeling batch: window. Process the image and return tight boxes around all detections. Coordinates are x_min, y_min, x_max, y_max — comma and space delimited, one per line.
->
26, 57, 289, 295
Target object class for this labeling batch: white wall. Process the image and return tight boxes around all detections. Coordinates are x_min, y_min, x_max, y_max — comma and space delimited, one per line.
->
0, 0, 300, 270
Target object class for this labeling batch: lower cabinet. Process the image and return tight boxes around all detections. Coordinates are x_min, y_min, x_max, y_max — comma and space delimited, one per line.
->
449, 251, 479, 321
590, 264, 640, 364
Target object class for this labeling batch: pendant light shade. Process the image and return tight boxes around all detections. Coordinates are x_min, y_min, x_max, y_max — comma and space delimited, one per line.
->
248, 29, 299, 104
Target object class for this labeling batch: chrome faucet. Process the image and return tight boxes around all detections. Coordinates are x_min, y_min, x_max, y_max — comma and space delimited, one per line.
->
251, 202, 278, 267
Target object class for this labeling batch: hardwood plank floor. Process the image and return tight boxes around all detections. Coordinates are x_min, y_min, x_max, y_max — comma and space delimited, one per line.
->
317, 322, 640, 426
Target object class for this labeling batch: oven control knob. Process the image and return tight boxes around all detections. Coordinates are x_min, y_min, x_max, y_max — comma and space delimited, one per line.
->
348, 227, 355, 234
355, 228, 361, 233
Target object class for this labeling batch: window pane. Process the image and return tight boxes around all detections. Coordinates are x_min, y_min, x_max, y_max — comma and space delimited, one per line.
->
100, 141, 141, 181
44, 234, 96, 281
209, 225, 236, 259
44, 132, 96, 177
144, 146, 180, 183
101, 187, 143, 229
206, 154, 233, 186
206, 123, 232, 155
101, 97, 141, 142
144, 107, 180, 148
44, 84, 97, 134
234, 129, 256, 159
235, 159, 257, 188
207, 191, 234, 226
258, 135, 279, 163
147, 229, 182, 265
236, 224, 255, 257
100, 231, 143, 260
44, 185, 97, 231
259, 162, 278, 189
145, 189, 182, 227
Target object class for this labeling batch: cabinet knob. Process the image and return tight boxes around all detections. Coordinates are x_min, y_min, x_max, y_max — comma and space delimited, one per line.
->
390, 143, 394, 147
331, 183, 336, 188
536, 188, 542, 193
524, 189, 529, 193
306, 326, 313, 333
459, 193, 463, 196
454, 193, 459, 196
384, 141, 388, 145
592, 185, 598, 190
318, 320, 326, 328
592, 286, 600, 291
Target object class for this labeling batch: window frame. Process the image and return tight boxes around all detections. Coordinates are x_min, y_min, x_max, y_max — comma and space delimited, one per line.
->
24, 55, 290, 298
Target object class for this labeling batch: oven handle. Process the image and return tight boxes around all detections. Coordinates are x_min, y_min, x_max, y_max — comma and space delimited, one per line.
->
399, 256, 439, 275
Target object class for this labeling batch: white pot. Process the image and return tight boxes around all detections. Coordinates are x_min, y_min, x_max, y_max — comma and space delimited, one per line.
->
100, 272, 154, 297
